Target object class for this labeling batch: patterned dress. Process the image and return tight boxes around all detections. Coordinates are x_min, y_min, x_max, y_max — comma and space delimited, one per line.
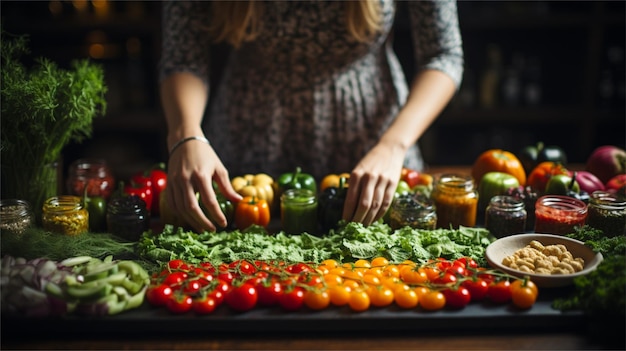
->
159, 0, 464, 180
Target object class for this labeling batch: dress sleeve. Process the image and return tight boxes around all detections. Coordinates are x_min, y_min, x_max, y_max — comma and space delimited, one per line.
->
408, 0, 465, 88
158, 1, 212, 84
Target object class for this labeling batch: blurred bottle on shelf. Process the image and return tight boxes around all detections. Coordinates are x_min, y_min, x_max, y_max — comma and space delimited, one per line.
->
523, 56, 543, 106
479, 44, 502, 109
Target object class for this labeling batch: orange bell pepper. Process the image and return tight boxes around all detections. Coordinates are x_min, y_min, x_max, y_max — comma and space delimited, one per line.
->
319, 173, 351, 192
235, 196, 271, 230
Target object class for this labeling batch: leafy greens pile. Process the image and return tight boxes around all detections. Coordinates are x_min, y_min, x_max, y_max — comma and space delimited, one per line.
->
137, 222, 494, 266
552, 226, 626, 315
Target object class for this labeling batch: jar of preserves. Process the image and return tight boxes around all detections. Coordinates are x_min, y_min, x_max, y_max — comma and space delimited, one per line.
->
107, 195, 150, 241
66, 158, 115, 200
42, 196, 89, 236
0, 199, 34, 237
534, 195, 587, 235
586, 191, 626, 237
431, 174, 478, 228
281, 189, 318, 235
485, 195, 527, 238
390, 193, 437, 230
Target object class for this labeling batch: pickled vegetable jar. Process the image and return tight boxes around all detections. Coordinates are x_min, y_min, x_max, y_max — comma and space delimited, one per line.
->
66, 158, 115, 200
0, 199, 34, 237
534, 195, 587, 235
431, 174, 478, 228
586, 191, 626, 237
42, 195, 89, 236
485, 195, 526, 238
390, 193, 437, 230
281, 189, 318, 235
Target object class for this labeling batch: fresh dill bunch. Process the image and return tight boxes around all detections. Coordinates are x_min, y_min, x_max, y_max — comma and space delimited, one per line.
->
1, 30, 107, 217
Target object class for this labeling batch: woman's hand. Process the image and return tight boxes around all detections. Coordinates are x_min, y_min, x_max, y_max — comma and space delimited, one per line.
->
166, 139, 242, 232
343, 141, 405, 226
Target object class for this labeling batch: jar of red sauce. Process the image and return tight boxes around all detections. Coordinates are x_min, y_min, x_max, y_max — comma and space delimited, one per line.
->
534, 195, 588, 235
66, 159, 115, 200
431, 174, 478, 229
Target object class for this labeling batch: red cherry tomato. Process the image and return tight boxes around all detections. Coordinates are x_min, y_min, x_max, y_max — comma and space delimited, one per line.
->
442, 286, 471, 309
162, 271, 189, 288
166, 294, 193, 314
488, 280, 512, 304
461, 278, 490, 302
256, 280, 283, 306
192, 296, 217, 315
279, 287, 305, 311
225, 283, 258, 312
146, 284, 173, 307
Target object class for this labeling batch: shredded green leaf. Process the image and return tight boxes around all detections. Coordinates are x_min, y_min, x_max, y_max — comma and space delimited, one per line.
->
136, 222, 494, 267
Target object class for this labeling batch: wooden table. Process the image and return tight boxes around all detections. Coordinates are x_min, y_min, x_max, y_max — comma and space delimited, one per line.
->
3, 164, 623, 351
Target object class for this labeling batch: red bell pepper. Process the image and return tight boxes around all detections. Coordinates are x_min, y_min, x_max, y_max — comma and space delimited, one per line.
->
130, 163, 168, 216
124, 179, 153, 212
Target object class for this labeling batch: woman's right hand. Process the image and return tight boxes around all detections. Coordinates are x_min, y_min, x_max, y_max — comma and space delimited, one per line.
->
166, 138, 242, 232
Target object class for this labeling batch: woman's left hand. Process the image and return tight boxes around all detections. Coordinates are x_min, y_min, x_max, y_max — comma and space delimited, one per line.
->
343, 142, 406, 226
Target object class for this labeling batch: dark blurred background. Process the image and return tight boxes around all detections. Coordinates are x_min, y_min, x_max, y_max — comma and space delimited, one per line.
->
2, 1, 624, 181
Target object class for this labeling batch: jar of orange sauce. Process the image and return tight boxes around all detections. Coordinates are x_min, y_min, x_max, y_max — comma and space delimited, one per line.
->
431, 174, 478, 229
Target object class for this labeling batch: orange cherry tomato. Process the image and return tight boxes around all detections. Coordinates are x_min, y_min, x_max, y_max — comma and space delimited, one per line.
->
471, 149, 527, 186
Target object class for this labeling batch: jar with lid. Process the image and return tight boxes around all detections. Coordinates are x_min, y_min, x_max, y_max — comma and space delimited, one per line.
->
66, 158, 115, 200
586, 191, 626, 237
431, 174, 478, 228
281, 189, 318, 235
107, 195, 150, 241
390, 193, 437, 230
42, 196, 89, 236
0, 199, 34, 237
534, 195, 587, 235
485, 195, 527, 238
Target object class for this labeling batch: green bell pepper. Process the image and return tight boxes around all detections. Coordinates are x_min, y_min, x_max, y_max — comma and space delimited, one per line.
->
317, 177, 347, 233
83, 186, 106, 232
277, 167, 317, 197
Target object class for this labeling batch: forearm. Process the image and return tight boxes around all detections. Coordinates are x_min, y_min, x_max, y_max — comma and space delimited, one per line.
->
379, 69, 457, 154
160, 72, 210, 149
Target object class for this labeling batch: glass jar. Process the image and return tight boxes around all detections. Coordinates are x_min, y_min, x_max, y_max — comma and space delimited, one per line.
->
281, 189, 318, 235
107, 195, 150, 241
431, 174, 478, 228
485, 195, 527, 238
0, 199, 34, 237
66, 158, 115, 200
534, 195, 588, 235
390, 193, 437, 230
586, 191, 626, 237
42, 195, 89, 236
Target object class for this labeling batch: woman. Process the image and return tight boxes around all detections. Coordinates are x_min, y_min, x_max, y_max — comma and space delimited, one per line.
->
159, 0, 464, 232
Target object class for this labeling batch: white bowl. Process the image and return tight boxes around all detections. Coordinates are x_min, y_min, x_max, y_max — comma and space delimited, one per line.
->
485, 233, 603, 288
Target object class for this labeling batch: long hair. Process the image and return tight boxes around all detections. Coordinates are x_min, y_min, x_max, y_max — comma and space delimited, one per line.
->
209, 1, 382, 48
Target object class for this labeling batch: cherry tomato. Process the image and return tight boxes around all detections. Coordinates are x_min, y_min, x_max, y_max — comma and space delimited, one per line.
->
162, 271, 189, 288
399, 266, 428, 285
199, 261, 216, 274
442, 286, 471, 309
192, 296, 217, 315
488, 280, 512, 304
183, 279, 203, 296
225, 283, 258, 312
218, 269, 235, 284
304, 289, 331, 310
166, 294, 193, 314
280, 287, 305, 311
461, 278, 490, 302
433, 271, 457, 285
167, 259, 190, 271
510, 279, 539, 309
256, 280, 283, 306
230, 259, 257, 275
348, 289, 371, 312
419, 290, 446, 311
328, 284, 351, 306
146, 284, 173, 307
367, 285, 395, 307
287, 262, 313, 274
208, 288, 225, 306
394, 288, 419, 309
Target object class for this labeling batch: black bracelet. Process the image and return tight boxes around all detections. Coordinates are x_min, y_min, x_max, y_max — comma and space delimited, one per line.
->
168, 136, 210, 156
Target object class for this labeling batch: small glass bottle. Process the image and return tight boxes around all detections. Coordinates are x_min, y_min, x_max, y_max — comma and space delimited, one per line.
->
0, 199, 34, 237
586, 191, 626, 237
431, 174, 479, 229
42, 195, 89, 236
485, 195, 527, 238
107, 195, 150, 241
281, 189, 318, 235
534, 195, 588, 235
66, 158, 115, 200
390, 193, 437, 230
